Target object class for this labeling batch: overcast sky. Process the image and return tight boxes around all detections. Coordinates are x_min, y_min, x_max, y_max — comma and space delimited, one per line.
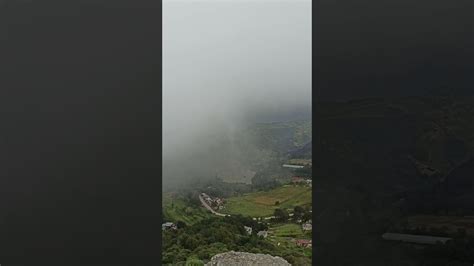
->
163, 0, 311, 159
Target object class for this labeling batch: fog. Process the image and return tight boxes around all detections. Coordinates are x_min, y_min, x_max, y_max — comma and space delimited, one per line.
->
163, 0, 311, 189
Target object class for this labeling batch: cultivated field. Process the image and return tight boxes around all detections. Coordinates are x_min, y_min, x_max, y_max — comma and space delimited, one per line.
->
267, 223, 312, 258
270, 223, 305, 238
222, 185, 312, 217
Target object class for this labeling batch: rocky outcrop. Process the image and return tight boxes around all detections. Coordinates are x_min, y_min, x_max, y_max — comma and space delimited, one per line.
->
206, 251, 291, 266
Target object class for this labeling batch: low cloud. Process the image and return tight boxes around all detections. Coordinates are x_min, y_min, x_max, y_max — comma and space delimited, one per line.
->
163, 0, 311, 189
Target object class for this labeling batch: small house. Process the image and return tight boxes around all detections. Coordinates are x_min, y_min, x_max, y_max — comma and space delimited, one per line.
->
292, 177, 305, 184
244, 226, 252, 235
201, 193, 212, 203
302, 223, 312, 231
257, 231, 268, 238
162, 222, 177, 231
295, 239, 312, 248
283, 164, 305, 169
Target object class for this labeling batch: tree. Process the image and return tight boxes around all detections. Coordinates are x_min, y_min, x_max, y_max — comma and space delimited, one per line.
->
186, 256, 204, 266
175, 248, 191, 264
176, 220, 187, 229
184, 236, 200, 250
293, 206, 305, 220
185, 207, 194, 215
251, 172, 279, 190
302, 212, 312, 222
274, 208, 289, 222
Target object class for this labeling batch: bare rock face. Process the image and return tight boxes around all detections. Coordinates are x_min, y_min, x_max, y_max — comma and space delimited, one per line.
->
205, 251, 291, 266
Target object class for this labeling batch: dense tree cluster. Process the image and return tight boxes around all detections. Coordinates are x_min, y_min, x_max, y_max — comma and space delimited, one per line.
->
251, 172, 280, 191
274, 208, 289, 222
162, 216, 274, 265
162, 215, 311, 265
292, 206, 311, 222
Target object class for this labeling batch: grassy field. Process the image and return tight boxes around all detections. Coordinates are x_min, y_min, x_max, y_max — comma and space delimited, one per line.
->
270, 223, 305, 238
222, 185, 312, 217
266, 223, 312, 259
162, 193, 211, 225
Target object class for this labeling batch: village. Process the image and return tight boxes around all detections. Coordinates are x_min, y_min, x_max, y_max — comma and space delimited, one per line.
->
200, 192, 225, 211
162, 123, 313, 265
291, 176, 312, 187
163, 171, 313, 250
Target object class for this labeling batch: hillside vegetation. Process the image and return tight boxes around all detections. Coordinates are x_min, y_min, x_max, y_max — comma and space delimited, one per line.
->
248, 120, 311, 155
162, 215, 311, 265
163, 193, 211, 225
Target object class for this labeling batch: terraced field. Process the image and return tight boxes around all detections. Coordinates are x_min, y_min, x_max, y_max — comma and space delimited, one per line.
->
222, 185, 312, 217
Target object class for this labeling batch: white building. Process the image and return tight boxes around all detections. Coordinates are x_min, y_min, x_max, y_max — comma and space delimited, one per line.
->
215, 198, 223, 205
244, 226, 252, 235
302, 223, 312, 231
282, 164, 305, 169
257, 231, 268, 238
162, 222, 177, 231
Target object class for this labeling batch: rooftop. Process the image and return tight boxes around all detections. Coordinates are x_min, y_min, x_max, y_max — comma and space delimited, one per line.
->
295, 239, 312, 244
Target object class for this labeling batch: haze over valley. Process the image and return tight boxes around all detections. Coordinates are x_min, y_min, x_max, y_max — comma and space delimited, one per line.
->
163, 0, 311, 190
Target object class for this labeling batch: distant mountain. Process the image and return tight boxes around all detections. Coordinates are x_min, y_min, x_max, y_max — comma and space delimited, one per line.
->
163, 117, 311, 189
288, 140, 312, 159
247, 119, 312, 156
249, 106, 311, 124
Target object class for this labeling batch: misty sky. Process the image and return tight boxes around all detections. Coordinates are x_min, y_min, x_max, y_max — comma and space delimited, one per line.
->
163, 0, 311, 187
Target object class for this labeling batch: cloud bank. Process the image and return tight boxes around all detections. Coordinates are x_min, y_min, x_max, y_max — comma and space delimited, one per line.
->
163, 0, 311, 188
